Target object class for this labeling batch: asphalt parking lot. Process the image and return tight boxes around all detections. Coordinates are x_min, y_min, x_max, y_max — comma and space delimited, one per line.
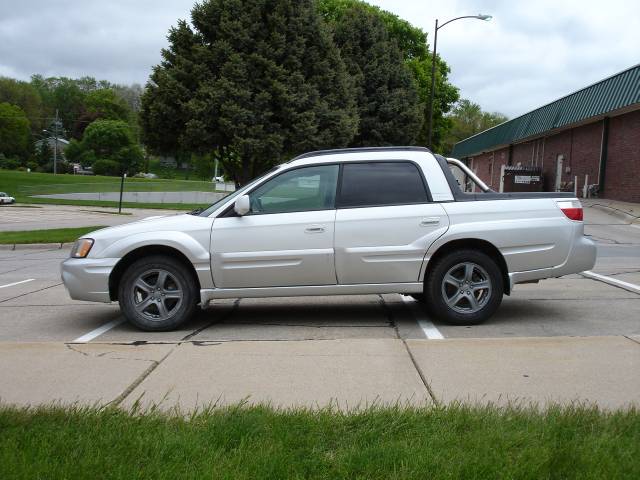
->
1, 203, 639, 344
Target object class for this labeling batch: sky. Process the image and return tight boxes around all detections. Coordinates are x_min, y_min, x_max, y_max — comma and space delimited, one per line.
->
0, 0, 638, 118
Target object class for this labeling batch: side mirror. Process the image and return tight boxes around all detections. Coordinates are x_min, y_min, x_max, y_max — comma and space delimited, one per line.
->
234, 195, 251, 216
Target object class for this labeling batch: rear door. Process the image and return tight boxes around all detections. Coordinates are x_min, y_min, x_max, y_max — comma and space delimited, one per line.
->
211, 164, 339, 288
334, 161, 449, 284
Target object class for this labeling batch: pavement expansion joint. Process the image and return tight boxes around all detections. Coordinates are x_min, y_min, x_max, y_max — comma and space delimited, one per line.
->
181, 298, 241, 341
0, 282, 63, 304
377, 294, 440, 406
111, 346, 178, 407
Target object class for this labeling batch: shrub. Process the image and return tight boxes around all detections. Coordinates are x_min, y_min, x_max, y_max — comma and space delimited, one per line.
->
92, 159, 121, 176
0, 157, 21, 170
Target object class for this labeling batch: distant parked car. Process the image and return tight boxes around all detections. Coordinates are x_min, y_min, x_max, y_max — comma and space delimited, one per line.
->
72, 164, 94, 176
212, 176, 224, 183
136, 172, 159, 179
0, 192, 16, 204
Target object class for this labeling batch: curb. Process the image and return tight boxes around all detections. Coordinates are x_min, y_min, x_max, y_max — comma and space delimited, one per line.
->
1, 243, 73, 251
588, 203, 640, 224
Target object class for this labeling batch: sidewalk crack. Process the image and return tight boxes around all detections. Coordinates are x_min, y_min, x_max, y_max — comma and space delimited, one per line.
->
110, 347, 177, 407
624, 335, 640, 346
378, 295, 440, 406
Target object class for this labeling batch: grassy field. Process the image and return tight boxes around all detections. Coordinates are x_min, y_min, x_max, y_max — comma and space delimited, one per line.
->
0, 169, 228, 210
0, 403, 638, 479
0, 226, 107, 244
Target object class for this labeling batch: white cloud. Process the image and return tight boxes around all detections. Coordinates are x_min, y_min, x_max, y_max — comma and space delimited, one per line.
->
1, 0, 638, 117
368, 0, 640, 116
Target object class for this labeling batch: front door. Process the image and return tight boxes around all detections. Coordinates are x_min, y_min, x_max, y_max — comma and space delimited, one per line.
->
211, 164, 339, 288
334, 161, 449, 284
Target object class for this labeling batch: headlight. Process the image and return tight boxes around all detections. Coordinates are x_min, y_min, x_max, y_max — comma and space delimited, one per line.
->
70, 238, 94, 258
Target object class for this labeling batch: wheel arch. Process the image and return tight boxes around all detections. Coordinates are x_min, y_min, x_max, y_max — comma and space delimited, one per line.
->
423, 238, 511, 295
108, 245, 201, 301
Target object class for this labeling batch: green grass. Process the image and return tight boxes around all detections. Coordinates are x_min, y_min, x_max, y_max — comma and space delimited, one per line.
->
0, 403, 638, 479
0, 169, 228, 210
0, 226, 107, 244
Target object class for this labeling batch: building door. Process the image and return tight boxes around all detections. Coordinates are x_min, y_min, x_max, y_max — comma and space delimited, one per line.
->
555, 155, 564, 191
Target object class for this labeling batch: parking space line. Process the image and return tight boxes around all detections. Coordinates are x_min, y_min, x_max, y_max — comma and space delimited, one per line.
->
73, 318, 126, 343
401, 296, 445, 339
0, 279, 35, 289
582, 271, 640, 294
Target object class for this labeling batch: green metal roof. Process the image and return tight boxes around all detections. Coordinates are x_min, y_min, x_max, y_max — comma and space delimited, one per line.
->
451, 64, 640, 158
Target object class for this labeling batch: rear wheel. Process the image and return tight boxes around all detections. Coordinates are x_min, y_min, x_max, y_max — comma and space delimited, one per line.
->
424, 249, 503, 325
118, 255, 198, 331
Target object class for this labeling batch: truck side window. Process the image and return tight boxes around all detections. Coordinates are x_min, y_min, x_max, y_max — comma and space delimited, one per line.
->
248, 164, 339, 214
338, 162, 428, 208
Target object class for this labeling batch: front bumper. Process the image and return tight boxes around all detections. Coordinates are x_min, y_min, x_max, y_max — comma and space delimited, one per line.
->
509, 234, 597, 289
61, 257, 119, 303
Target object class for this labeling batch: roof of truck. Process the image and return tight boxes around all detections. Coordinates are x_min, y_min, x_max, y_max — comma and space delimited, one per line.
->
290, 146, 432, 161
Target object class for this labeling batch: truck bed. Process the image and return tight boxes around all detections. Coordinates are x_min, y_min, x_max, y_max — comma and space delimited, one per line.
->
434, 154, 575, 202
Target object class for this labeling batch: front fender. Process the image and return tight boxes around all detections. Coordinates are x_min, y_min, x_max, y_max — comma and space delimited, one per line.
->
97, 231, 210, 264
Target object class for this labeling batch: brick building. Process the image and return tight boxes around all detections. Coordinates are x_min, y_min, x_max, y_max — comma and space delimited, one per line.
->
451, 65, 640, 203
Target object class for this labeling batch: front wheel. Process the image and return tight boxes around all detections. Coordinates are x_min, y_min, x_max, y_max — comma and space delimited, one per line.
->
424, 249, 503, 325
118, 255, 198, 331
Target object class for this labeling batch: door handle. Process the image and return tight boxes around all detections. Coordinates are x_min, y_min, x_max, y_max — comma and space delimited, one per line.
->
305, 225, 325, 234
420, 217, 440, 227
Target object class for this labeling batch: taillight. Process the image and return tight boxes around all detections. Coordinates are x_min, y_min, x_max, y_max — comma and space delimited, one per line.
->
556, 200, 583, 221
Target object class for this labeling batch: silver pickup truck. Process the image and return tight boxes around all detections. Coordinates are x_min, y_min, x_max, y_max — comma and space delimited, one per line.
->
61, 147, 596, 331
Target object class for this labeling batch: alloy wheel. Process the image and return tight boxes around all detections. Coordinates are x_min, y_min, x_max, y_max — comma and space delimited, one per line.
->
131, 269, 184, 321
440, 262, 492, 314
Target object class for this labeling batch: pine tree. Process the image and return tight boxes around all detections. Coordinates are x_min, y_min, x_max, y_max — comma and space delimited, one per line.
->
330, 4, 423, 147
141, 0, 357, 185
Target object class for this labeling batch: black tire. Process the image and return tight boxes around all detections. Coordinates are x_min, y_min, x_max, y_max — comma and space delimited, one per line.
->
118, 255, 198, 331
424, 249, 503, 325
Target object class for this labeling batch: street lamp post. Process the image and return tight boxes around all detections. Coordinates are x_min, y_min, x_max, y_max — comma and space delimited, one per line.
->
426, 14, 492, 150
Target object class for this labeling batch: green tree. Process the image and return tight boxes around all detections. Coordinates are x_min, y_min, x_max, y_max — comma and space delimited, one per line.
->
84, 89, 130, 122
30, 75, 85, 134
442, 99, 508, 154
193, 153, 215, 181
72, 88, 133, 138
331, 4, 422, 146
141, 0, 358, 185
318, 0, 459, 152
0, 77, 44, 130
76, 120, 143, 174
34, 140, 53, 168
0, 102, 31, 162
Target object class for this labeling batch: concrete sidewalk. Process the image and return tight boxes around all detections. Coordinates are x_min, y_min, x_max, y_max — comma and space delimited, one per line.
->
584, 198, 640, 223
1, 336, 638, 411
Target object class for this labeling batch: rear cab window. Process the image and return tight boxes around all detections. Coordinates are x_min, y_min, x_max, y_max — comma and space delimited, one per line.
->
337, 162, 429, 208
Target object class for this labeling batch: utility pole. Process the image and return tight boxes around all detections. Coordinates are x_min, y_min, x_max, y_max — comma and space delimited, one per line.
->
53, 109, 59, 175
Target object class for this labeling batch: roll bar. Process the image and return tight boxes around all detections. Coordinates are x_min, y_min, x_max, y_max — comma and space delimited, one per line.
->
446, 157, 491, 193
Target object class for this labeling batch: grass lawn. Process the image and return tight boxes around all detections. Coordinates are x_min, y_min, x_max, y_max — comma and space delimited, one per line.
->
0, 169, 228, 210
0, 226, 107, 244
0, 404, 638, 479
